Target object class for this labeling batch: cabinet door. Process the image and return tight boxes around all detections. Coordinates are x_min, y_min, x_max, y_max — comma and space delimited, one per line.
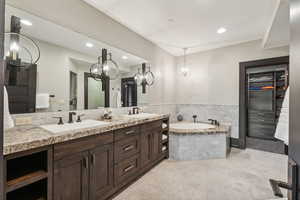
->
140, 131, 152, 168
152, 128, 162, 161
89, 144, 114, 200
54, 152, 89, 200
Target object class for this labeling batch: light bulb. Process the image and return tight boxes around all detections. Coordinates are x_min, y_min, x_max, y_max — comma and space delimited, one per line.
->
10, 42, 20, 52
103, 64, 109, 71
92, 68, 98, 73
181, 67, 189, 76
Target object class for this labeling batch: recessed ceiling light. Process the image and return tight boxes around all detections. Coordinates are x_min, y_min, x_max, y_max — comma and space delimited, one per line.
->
86, 42, 94, 48
20, 19, 32, 26
122, 56, 128, 60
217, 27, 227, 34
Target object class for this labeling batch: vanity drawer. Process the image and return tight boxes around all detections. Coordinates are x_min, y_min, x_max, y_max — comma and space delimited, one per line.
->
141, 120, 162, 132
54, 132, 113, 160
114, 154, 140, 186
114, 135, 140, 163
114, 126, 140, 141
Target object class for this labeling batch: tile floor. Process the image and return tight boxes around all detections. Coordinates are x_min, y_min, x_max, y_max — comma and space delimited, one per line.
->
113, 148, 288, 200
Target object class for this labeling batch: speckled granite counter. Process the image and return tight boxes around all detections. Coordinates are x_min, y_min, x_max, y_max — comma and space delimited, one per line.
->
4, 114, 169, 155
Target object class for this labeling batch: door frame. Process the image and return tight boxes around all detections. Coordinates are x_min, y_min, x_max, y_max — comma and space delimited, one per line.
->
121, 77, 137, 107
84, 73, 110, 109
69, 71, 78, 111
0, 0, 4, 199
239, 56, 289, 149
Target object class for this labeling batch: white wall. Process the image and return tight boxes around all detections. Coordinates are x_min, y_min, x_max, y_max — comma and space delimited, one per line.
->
175, 40, 289, 105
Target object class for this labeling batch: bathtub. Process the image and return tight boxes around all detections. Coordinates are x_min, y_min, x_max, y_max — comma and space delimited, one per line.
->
169, 122, 231, 160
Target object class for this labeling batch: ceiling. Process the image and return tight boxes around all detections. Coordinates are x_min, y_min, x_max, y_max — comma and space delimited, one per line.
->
83, 0, 279, 56
5, 5, 146, 68
263, 0, 290, 49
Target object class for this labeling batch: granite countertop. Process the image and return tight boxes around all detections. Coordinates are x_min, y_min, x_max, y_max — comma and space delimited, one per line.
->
4, 114, 169, 155
169, 122, 230, 135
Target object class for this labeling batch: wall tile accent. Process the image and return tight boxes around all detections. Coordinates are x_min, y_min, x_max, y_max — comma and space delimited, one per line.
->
11, 104, 238, 138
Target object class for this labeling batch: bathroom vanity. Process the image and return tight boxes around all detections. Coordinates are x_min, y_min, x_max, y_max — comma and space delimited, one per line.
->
3, 115, 169, 200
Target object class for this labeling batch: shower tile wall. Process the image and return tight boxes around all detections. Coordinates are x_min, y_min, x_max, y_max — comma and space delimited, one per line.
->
176, 104, 239, 138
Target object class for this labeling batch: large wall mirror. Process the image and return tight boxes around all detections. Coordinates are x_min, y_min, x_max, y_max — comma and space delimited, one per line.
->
4, 5, 150, 114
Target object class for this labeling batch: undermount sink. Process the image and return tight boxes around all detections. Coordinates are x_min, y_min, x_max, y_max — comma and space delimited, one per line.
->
125, 113, 159, 119
40, 119, 110, 134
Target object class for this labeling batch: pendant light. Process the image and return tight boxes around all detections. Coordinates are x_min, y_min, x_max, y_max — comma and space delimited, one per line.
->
181, 48, 189, 76
4, 16, 40, 68
90, 48, 120, 81
134, 63, 155, 94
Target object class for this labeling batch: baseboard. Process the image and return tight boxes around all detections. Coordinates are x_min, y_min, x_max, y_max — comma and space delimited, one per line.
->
246, 137, 285, 154
230, 137, 242, 149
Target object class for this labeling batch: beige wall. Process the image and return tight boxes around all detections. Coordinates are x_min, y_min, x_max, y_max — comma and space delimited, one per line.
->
175, 40, 289, 105
7, 0, 177, 105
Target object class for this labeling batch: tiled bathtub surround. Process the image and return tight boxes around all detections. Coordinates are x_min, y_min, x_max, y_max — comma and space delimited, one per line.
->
175, 104, 239, 138
170, 133, 230, 160
169, 122, 231, 160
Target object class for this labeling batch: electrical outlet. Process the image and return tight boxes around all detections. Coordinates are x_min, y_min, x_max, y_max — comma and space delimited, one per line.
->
15, 117, 32, 126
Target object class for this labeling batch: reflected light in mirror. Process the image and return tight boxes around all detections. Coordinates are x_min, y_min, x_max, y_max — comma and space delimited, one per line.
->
20, 19, 32, 26
86, 42, 94, 48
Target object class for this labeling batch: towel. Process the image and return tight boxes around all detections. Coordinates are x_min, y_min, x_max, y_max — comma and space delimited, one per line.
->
116, 90, 122, 108
36, 93, 50, 109
4, 86, 14, 130
274, 87, 289, 145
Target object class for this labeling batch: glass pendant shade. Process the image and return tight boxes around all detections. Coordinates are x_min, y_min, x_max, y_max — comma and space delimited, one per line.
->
90, 57, 102, 81
134, 69, 143, 85
102, 53, 120, 80
145, 68, 155, 86
4, 32, 40, 67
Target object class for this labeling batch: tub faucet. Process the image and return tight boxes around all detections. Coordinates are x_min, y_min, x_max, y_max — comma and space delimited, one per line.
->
192, 115, 197, 123
208, 119, 220, 126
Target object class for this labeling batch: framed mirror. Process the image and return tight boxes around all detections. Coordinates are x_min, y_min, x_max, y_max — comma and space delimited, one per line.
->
4, 5, 149, 114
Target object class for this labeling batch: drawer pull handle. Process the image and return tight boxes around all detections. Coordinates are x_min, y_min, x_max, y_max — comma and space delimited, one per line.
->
123, 145, 135, 152
125, 130, 135, 135
124, 165, 135, 172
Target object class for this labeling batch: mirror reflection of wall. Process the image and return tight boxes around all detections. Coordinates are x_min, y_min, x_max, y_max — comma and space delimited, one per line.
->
4, 5, 149, 114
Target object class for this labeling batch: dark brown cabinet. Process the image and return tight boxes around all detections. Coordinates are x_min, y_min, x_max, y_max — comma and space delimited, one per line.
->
140, 121, 163, 168
54, 152, 89, 200
53, 133, 114, 200
4, 119, 169, 200
89, 144, 114, 200
54, 144, 114, 200
140, 131, 152, 168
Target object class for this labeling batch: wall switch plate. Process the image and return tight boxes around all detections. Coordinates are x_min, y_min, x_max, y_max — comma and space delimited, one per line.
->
15, 117, 33, 126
